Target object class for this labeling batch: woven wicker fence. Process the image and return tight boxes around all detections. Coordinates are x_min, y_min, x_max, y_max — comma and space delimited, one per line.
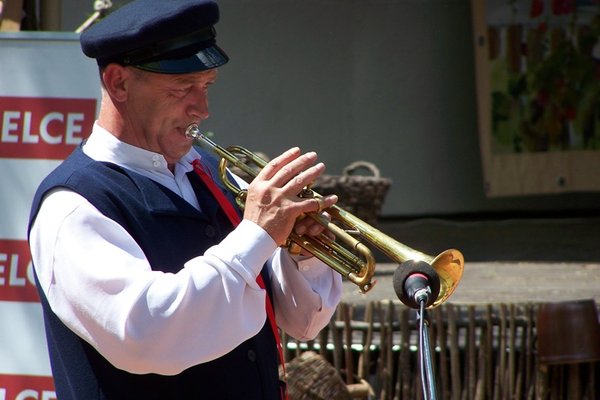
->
281, 301, 600, 400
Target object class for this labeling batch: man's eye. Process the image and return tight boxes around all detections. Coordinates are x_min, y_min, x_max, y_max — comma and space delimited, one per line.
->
175, 87, 192, 95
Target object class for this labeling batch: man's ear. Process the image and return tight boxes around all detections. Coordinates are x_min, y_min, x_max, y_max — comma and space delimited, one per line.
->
101, 64, 130, 103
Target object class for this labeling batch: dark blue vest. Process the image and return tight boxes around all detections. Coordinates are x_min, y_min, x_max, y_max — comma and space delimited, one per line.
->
28, 146, 280, 399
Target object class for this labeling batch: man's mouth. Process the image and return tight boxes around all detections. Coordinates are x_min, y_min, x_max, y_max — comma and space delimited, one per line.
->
184, 123, 200, 140
178, 125, 194, 141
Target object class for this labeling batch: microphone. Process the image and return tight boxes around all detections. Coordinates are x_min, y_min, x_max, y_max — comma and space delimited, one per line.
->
393, 260, 441, 309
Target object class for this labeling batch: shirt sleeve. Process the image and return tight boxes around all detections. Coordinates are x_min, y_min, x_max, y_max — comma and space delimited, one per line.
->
29, 188, 278, 375
230, 168, 343, 339
268, 250, 343, 341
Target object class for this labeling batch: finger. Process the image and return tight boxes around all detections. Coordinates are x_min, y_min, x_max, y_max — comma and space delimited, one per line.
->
294, 213, 324, 236
256, 147, 301, 181
306, 212, 331, 236
278, 161, 325, 196
311, 194, 337, 214
313, 197, 325, 214
269, 151, 319, 188
294, 195, 337, 236
294, 195, 335, 221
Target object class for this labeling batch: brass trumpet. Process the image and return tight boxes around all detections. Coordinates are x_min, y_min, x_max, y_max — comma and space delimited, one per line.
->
185, 124, 463, 306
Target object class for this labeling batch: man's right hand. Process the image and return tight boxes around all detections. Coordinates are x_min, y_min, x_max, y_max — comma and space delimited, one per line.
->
242, 147, 337, 246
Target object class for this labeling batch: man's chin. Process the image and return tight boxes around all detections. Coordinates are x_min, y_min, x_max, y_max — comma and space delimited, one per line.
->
177, 142, 194, 157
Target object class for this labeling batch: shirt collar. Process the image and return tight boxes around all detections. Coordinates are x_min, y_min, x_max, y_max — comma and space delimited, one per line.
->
83, 122, 200, 175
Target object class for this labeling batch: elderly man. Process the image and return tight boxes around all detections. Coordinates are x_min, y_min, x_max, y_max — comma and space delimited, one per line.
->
28, 1, 342, 399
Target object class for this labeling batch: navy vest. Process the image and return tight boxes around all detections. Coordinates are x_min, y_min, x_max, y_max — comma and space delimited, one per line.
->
28, 146, 280, 399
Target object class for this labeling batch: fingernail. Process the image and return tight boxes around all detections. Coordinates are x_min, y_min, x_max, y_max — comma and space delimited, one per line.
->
295, 225, 306, 236
309, 225, 321, 236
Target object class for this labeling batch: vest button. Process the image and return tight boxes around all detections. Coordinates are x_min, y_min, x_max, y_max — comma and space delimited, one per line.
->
247, 349, 257, 362
204, 225, 216, 238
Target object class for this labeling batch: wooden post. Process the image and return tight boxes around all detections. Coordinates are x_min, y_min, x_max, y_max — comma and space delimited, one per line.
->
508, 304, 516, 398
385, 302, 394, 399
39, 0, 60, 30
436, 306, 450, 398
0, 0, 23, 31
343, 303, 354, 385
358, 301, 373, 381
331, 308, 343, 373
447, 304, 461, 400
484, 305, 494, 400
467, 306, 476, 400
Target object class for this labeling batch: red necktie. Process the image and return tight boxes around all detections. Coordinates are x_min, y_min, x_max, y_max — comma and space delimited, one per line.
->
192, 160, 288, 398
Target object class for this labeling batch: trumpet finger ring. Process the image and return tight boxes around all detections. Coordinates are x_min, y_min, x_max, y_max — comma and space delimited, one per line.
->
314, 197, 325, 213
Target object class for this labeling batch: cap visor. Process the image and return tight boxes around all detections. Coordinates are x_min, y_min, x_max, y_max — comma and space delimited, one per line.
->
135, 45, 229, 74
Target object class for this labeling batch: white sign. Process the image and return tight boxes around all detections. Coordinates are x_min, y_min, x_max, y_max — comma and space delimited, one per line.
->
0, 31, 100, 398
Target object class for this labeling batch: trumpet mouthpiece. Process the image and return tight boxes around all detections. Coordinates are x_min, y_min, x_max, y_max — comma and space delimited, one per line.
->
185, 124, 200, 139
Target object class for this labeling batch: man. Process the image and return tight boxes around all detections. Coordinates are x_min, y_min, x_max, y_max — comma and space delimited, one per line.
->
27, 1, 342, 399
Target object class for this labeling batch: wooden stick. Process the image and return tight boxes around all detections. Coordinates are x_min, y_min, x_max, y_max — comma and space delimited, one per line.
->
400, 306, 412, 400
358, 301, 374, 380
468, 305, 476, 400
331, 314, 343, 374
484, 304, 494, 400
384, 301, 394, 399
448, 304, 461, 400
436, 305, 450, 399
343, 303, 355, 385
508, 304, 516, 398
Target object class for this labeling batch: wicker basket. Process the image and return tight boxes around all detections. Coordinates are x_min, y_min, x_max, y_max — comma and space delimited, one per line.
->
313, 161, 391, 226
283, 352, 352, 400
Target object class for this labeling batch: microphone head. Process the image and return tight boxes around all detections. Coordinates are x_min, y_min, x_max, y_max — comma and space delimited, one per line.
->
393, 260, 441, 308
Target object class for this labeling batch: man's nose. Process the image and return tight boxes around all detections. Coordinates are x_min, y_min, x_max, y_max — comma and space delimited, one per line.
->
188, 90, 210, 121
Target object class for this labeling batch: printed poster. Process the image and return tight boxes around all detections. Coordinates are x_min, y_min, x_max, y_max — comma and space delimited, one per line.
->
472, 0, 600, 196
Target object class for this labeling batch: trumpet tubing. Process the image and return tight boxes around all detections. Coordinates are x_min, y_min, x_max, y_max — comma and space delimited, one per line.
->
185, 124, 464, 304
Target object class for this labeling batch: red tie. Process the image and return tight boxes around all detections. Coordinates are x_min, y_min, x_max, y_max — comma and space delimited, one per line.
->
192, 160, 288, 397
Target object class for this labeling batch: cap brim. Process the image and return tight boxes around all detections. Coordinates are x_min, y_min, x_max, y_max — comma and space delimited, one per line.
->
135, 45, 229, 74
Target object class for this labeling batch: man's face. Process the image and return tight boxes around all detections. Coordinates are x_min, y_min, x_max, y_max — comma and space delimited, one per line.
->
122, 67, 218, 164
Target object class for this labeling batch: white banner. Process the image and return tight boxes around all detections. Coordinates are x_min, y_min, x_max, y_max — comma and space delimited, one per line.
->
0, 31, 101, 399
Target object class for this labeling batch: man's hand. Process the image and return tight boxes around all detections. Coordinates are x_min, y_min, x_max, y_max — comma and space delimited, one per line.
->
243, 147, 337, 246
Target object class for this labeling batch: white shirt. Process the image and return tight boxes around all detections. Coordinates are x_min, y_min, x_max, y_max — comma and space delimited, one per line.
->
29, 123, 342, 375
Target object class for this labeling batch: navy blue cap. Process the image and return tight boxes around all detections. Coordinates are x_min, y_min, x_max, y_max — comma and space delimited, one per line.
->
80, 0, 229, 74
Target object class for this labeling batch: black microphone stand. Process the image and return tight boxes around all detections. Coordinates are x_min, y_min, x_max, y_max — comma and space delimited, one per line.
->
416, 297, 437, 400
393, 261, 441, 400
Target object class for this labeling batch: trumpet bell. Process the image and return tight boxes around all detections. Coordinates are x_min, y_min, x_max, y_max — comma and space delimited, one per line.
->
429, 249, 464, 308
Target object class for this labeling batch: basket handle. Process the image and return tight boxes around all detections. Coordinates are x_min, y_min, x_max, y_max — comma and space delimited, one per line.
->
342, 161, 380, 178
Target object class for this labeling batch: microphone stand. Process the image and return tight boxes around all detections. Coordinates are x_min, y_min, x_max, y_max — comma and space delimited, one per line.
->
417, 294, 438, 400
393, 261, 442, 400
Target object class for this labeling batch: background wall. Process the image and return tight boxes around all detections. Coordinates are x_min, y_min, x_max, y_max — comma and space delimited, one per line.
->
61, 0, 600, 217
